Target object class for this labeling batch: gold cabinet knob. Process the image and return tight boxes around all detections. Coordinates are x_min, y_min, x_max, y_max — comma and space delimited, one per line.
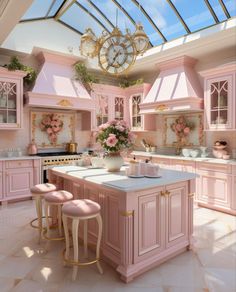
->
160, 191, 166, 197
165, 190, 171, 196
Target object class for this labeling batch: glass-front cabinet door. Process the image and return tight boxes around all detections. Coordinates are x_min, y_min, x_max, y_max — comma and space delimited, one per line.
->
114, 96, 124, 121
131, 94, 142, 129
95, 94, 109, 127
0, 68, 25, 130
0, 78, 20, 128
206, 75, 233, 130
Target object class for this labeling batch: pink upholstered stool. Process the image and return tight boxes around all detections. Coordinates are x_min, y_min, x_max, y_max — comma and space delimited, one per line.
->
44, 191, 73, 241
62, 199, 103, 281
30, 183, 57, 243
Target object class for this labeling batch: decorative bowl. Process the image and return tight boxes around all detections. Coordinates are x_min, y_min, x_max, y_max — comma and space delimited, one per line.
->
182, 148, 191, 157
190, 150, 199, 158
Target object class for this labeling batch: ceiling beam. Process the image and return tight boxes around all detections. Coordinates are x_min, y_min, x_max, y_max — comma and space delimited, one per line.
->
204, 0, 219, 23
45, 0, 57, 18
131, 0, 167, 42
75, 1, 110, 33
218, 0, 231, 18
111, 0, 153, 47
57, 19, 83, 35
86, 0, 115, 29
166, 0, 191, 33
55, 0, 76, 20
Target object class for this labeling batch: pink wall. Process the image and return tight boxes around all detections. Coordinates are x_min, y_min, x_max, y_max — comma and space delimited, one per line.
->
0, 107, 91, 154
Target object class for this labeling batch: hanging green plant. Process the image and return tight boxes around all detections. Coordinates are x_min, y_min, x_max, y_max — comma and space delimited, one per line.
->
74, 62, 99, 93
3, 56, 37, 87
119, 78, 143, 88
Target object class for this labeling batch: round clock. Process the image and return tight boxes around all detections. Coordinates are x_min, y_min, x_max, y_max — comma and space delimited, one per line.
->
98, 32, 136, 75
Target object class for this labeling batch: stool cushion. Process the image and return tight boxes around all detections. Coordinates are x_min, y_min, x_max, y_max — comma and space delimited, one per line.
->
44, 191, 73, 204
31, 183, 57, 195
62, 199, 100, 218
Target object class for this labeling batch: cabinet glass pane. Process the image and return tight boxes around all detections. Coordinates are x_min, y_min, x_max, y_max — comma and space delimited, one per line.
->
210, 80, 228, 125
132, 95, 142, 128
0, 81, 17, 124
96, 95, 108, 127
115, 97, 124, 120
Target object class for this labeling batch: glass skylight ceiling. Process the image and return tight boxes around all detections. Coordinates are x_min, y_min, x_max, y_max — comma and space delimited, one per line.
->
21, 0, 235, 48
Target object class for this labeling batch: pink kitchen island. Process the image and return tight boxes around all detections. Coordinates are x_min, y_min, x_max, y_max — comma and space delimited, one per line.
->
49, 166, 196, 282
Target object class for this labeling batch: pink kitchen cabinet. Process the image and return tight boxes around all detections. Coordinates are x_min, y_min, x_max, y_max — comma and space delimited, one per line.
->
0, 161, 3, 199
91, 84, 129, 130
127, 84, 156, 131
5, 167, 34, 199
196, 162, 233, 214
152, 157, 172, 169
202, 63, 236, 131
134, 181, 189, 263
0, 67, 26, 130
165, 182, 188, 248
1, 158, 41, 202
171, 159, 196, 173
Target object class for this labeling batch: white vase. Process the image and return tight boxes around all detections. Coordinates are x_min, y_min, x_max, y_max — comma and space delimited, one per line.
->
103, 152, 124, 172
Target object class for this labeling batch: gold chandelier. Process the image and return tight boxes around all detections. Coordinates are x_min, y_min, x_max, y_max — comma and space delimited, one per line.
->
79, 22, 149, 75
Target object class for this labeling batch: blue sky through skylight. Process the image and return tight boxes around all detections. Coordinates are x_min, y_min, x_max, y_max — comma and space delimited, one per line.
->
21, 0, 235, 46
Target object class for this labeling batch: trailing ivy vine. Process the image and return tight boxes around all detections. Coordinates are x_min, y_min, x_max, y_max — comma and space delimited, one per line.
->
74, 62, 99, 93
3, 56, 37, 87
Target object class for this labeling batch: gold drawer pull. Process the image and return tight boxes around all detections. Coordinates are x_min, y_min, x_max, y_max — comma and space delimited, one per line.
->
165, 190, 171, 196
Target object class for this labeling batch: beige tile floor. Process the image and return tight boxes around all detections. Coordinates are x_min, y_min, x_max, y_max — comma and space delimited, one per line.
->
0, 200, 235, 292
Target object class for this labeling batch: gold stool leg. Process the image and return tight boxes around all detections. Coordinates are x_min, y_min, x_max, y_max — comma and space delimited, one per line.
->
58, 204, 62, 236
83, 220, 88, 258
72, 218, 79, 281
96, 214, 103, 274
35, 195, 43, 243
62, 214, 70, 265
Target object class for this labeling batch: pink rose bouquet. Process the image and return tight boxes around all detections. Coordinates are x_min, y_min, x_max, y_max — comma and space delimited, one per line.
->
40, 113, 64, 144
96, 120, 135, 153
170, 115, 194, 144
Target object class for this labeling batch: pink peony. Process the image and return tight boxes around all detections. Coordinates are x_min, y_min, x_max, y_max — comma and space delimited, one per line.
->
99, 123, 109, 131
105, 134, 118, 147
128, 132, 136, 143
115, 125, 125, 132
176, 124, 182, 132
184, 127, 190, 135
46, 127, 53, 134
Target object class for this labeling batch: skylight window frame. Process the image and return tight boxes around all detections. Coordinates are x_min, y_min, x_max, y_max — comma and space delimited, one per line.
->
166, 0, 191, 34
204, 0, 220, 23
111, 0, 153, 47
219, 0, 231, 18
75, 1, 111, 33
131, 0, 167, 42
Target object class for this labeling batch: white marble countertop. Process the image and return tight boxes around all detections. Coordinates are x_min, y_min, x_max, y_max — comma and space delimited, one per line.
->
132, 151, 236, 165
51, 165, 197, 192
0, 155, 41, 161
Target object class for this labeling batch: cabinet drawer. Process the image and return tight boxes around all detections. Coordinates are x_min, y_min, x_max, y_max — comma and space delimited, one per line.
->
0, 161, 2, 171
5, 160, 33, 169
197, 162, 231, 174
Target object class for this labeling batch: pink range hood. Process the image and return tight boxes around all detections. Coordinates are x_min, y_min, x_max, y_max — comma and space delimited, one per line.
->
139, 56, 203, 114
25, 50, 95, 111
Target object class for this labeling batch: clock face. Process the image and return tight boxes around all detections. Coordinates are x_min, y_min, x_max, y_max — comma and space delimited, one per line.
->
98, 35, 136, 75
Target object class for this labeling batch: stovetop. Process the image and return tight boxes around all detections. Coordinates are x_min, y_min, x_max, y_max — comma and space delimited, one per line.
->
36, 152, 82, 157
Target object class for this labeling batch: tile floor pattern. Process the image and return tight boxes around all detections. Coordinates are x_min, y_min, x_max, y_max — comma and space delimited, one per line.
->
0, 200, 235, 292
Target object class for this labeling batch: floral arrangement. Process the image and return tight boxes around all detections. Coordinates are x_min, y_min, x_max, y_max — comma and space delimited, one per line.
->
96, 120, 135, 153
170, 115, 194, 144
40, 113, 64, 144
